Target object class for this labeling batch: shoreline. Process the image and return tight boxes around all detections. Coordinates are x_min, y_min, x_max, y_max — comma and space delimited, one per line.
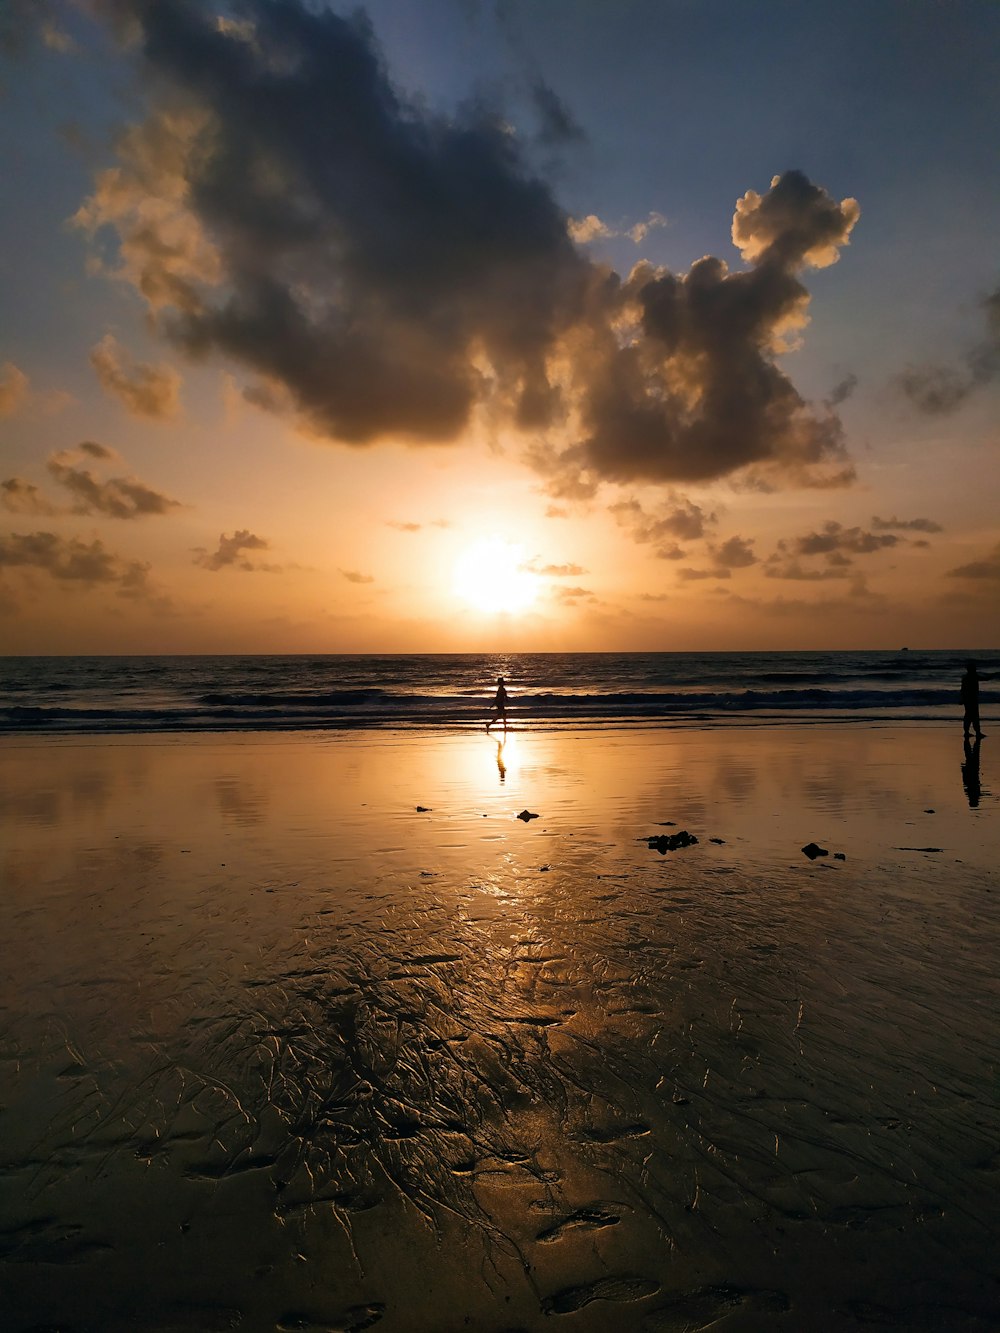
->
0, 711, 995, 737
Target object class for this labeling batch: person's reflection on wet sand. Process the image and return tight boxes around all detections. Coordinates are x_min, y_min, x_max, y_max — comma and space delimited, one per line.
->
961, 736, 982, 808
496, 736, 507, 783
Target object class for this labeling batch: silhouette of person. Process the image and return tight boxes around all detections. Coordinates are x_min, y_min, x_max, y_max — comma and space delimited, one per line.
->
961, 735, 982, 808
960, 660, 985, 739
486, 675, 508, 733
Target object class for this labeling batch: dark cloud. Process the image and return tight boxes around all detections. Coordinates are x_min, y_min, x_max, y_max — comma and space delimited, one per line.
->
872, 514, 943, 533
79, 440, 116, 460
47, 446, 181, 518
194, 529, 275, 571
2, 444, 181, 520
90, 335, 182, 419
946, 542, 1000, 580
570, 171, 859, 488
530, 79, 585, 145
78, 4, 859, 492
783, 521, 899, 557
1, 478, 62, 516
0, 530, 130, 586
610, 496, 715, 551
674, 535, 756, 582
80, 0, 589, 444
897, 284, 1000, 415
341, 568, 374, 584
711, 535, 757, 569
826, 372, 858, 408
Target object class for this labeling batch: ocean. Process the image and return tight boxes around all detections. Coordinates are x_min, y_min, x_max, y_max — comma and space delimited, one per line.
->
1, 649, 996, 733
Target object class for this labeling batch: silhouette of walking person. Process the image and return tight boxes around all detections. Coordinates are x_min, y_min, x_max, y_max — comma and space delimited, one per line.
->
961, 735, 982, 808
486, 675, 508, 733
960, 660, 986, 739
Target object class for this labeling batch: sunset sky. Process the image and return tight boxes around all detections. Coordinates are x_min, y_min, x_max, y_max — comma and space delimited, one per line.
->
1, 0, 997, 653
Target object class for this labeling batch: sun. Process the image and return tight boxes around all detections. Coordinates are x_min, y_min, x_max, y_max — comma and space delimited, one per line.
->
453, 537, 539, 614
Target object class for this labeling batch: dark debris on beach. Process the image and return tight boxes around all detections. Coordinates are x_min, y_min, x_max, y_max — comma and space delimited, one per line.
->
646, 830, 699, 854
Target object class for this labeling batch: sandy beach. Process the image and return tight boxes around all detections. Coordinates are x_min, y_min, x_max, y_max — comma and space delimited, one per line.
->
1, 724, 997, 1331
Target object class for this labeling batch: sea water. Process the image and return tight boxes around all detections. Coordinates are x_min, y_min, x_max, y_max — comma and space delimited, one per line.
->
1, 649, 997, 732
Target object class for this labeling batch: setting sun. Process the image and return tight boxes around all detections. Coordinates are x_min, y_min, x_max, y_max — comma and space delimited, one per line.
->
453, 537, 539, 614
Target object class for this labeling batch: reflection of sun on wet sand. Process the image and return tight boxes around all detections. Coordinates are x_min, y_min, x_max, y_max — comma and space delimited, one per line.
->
1, 727, 997, 1330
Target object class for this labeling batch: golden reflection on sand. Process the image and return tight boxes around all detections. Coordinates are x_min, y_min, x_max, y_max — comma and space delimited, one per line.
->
0, 726, 997, 1330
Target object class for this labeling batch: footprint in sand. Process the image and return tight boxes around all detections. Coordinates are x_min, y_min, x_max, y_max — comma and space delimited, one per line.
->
535, 1205, 622, 1243
640, 1285, 790, 1330
542, 1275, 661, 1315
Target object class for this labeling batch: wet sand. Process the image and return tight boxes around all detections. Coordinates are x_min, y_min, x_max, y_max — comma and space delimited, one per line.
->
1, 725, 998, 1331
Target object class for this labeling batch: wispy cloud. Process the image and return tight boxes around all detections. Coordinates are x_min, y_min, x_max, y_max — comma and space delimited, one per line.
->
0, 362, 29, 418
90, 335, 182, 420
871, 514, 942, 533
896, 285, 999, 416
567, 211, 668, 244
0, 530, 172, 609
521, 557, 586, 576
946, 541, 1000, 581
194, 530, 278, 572
1, 443, 181, 520
610, 496, 716, 551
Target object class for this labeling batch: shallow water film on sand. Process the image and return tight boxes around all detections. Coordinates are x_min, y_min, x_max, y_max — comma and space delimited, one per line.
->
1, 727, 998, 1331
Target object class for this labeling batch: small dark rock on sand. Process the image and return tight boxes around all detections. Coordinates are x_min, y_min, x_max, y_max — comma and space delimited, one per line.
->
802, 842, 828, 860
415, 806, 432, 813
709, 837, 725, 845
517, 809, 539, 822
834, 852, 846, 861
647, 830, 698, 854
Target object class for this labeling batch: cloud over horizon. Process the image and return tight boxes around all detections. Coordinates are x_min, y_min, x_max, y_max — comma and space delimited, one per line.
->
76, 1, 859, 495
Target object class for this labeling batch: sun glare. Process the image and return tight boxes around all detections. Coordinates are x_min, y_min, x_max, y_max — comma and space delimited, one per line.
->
453, 537, 539, 614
